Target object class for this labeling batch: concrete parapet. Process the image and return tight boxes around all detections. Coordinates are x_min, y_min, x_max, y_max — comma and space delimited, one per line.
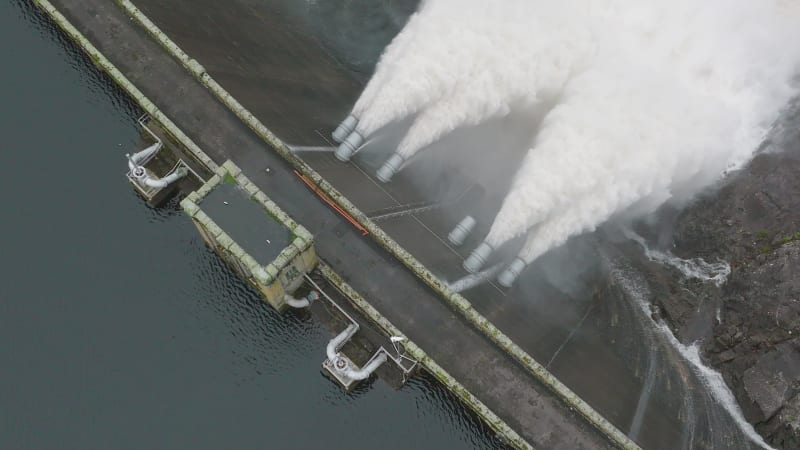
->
185, 191, 201, 204
31, 0, 218, 174
221, 160, 242, 177
180, 197, 199, 216
298, 246, 317, 273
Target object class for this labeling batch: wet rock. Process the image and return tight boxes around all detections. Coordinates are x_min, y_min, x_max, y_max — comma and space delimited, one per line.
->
743, 340, 800, 422
630, 102, 800, 448
763, 393, 800, 449
714, 349, 738, 364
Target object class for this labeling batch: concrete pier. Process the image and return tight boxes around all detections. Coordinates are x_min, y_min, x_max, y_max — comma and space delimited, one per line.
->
32, 0, 641, 448
181, 161, 318, 313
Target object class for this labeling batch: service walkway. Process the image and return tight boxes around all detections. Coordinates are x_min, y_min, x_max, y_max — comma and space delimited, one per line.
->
41, 0, 620, 448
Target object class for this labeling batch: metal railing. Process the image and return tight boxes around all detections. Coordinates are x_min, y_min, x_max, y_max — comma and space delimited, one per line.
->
304, 272, 418, 379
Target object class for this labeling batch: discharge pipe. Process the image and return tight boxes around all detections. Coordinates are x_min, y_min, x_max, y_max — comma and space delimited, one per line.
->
140, 167, 188, 189
448, 216, 477, 246
127, 154, 188, 189
447, 263, 502, 292
128, 142, 161, 167
334, 131, 365, 162
327, 324, 358, 362
496, 257, 526, 288
285, 291, 319, 309
338, 351, 388, 381
332, 115, 359, 144
463, 241, 494, 273
376, 153, 405, 183
325, 323, 387, 381
126, 142, 187, 189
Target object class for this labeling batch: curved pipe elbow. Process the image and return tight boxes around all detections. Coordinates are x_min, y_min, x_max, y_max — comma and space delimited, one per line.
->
131, 142, 161, 164
142, 177, 169, 189
342, 352, 387, 381
141, 167, 188, 189
286, 297, 309, 308
326, 324, 358, 362
285, 291, 319, 309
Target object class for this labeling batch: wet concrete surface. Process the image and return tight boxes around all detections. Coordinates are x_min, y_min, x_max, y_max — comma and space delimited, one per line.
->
125, 1, 361, 146
46, 0, 617, 447
201, 183, 291, 266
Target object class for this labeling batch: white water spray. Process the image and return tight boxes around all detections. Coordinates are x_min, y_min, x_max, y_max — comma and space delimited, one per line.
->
386, 16, 589, 163
609, 257, 774, 449
350, 7, 426, 117
447, 263, 503, 292
345, 0, 800, 278
351, 0, 597, 137
354, 0, 510, 137
628, 345, 658, 440
626, 230, 731, 287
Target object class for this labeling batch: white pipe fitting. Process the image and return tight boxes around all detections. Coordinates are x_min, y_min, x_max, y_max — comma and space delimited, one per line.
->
334, 131, 364, 162
286, 291, 320, 309
326, 324, 358, 362
376, 154, 405, 183
140, 167, 188, 189
448, 216, 477, 246
332, 115, 358, 144
130, 142, 161, 165
339, 352, 388, 381
463, 241, 494, 273
497, 258, 526, 288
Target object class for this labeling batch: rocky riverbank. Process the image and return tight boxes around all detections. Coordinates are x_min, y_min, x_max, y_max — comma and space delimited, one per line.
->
632, 102, 800, 448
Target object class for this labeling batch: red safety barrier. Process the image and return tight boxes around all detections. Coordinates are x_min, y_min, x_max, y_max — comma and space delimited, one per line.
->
294, 170, 369, 236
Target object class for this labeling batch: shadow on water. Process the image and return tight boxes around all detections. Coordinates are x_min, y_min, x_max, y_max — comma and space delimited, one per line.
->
0, 1, 506, 449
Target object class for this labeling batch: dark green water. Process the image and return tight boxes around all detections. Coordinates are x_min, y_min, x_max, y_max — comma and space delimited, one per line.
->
0, 2, 504, 448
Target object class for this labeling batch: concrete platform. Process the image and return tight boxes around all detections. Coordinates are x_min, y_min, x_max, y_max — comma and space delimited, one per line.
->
201, 183, 292, 266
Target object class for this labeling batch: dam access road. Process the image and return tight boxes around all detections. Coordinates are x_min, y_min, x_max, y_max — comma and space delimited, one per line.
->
34, 0, 641, 448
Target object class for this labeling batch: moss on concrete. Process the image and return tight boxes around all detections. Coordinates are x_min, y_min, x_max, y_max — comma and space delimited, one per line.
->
31, 0, 219, 175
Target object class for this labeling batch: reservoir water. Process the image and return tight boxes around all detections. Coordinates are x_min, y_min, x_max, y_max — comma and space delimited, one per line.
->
0, 2, 505, 448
